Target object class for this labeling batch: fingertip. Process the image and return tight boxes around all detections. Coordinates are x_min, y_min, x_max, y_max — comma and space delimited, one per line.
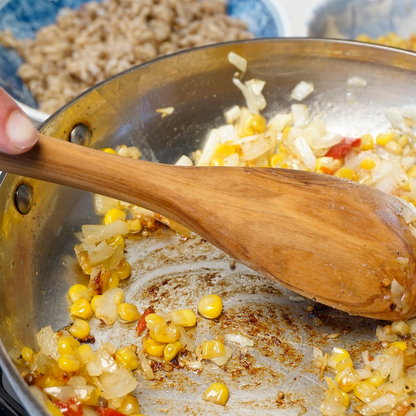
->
6, 111, 38, 153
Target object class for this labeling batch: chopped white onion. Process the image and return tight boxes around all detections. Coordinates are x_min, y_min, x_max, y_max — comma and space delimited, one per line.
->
310, 132, 343, 149
224, 105, 242, 124
241, 136, 272, 161
385, 108, 414, 136
198, 129, 221, 165
224, 152, 239, 166
375, 325, 398, 342
245, 79, 266, 111
232, 78, 259, 114
94, 288, 124, 324
219, 124, 239, 143
291, 104, 310, 128
99, 366, 138, 399
294, 137, 317, 170
88, 241, 115, 266
228, 52, 247, 73
82, 220, 129, 244
225, 333, 254, 347
137, 351, 155, 380
36, 326, 59, 361
155, 107, 174, 118
178, 326, 195, 352
209, 345, 232, 366
175, 155, 193, 166
347, 76, 367, 87
94, 194, 120, 215
267, 113, 293, 133
291, 81, 314, 101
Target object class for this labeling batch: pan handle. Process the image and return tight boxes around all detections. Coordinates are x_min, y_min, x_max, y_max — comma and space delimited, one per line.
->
0, 368, 27, 416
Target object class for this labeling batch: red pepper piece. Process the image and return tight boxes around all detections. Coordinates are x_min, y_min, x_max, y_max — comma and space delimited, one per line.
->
97, 409, 126, 416
54, 398, 83, 416
325, 138, 361, 159
136, 306, 155, 335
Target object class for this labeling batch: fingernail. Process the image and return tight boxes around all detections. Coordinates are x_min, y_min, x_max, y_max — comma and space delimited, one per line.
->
7, 111, 38, 150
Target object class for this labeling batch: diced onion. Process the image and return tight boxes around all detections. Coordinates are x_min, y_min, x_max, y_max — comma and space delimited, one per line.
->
99, 366, 138, 399
225, 333, 254, 347
232, 78, 259, 114
294, 137, 317, 169
137, 351, 155, 380
88, 241, 115, 266
291, 81, 314, 101
291, 104, 310, 128
94, 194, 120, 215
347, 76, 367, 87
94, 288, 124, 324
224, 105, 241, 124
227, 52, 247, 73
82, 220, 129, 244
36, 326, 59, 361
156, 107, 174, 118
175, 155, 193, 166
198, 129, 221, 165
267, 113, 293, 133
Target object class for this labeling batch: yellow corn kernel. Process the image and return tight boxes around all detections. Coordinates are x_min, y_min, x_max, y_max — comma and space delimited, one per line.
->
118, 396, 141, 415
101, 148, 118, 155
335, 357, 354, 373
401, 195, 412, 202
360, 158, 376, 170
407, 165, 416, 178
21, 347, 34, 364
126, 219, 142, 234
68, 319, 90, 340
150, 323, 179, 344
169, 309, 196, 327
335, 367, 360, 392
58, 354, 80, 372
366, 370, 386, 387
46, 400, 64, 416
116, 347, 140, 371
164, 341, 183, 362
245, 113, 267, 133
239, 126, 254, 138
270, 153, 285, 167
58, 336, 80, 355
107, 235, 125, 250
68, 284, 91, 303
354, 381, 380, 404
76, 344, 94, 365
376, 132, 393, 145
70, 298, 93, 320
334, 167, 358, 182
212, 144, 237, 160
385, 140, 403, 154
360, 134, 374, 150
108, 271, 120, 289
390, 341, 407, 351
115, 259, 131, 280
210, 157, 225, 166
104, 209, 127, 225
282, 126, 291, 141
399, 134, 409, 147
39, 375, 63, 389
197, 294, 223, 319
117, 303, 141, 322
144, 338, 166, 357
91, 295, 101, 313
145, 314, 165, 331
203, 382, 229, 406
328, 347, 351, 370
201, 340, 226, 360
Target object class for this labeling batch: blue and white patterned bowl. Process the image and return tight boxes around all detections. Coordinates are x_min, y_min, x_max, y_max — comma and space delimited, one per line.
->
309, 0, 416, 41
0, 0, 291, 123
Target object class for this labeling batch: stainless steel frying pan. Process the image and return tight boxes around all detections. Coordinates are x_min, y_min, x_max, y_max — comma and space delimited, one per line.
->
1, 39, 415, 416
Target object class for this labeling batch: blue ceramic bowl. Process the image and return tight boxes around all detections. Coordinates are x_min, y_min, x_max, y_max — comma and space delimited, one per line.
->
0, 0, 291, 122
309, 0, 416, 41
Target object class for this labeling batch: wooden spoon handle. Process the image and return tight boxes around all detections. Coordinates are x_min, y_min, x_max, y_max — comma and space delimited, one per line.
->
1, 134, 416, 320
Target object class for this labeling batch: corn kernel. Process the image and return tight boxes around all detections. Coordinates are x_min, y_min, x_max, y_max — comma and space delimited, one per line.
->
101, 148, 118, 154
198, 294, 223, 319
118, 396, 141, 415
210, 158, 225, 166
58, 336, 80, 355
115, 259, 131, 280
164, 341, 183, 362
245, 113, 267, 133
68, 284, 91, 303
68, 319, 90, 340
212, 144, 237, 160
360, 158, 376, 170
376, 132, 393, 145
150, 323, 179, 344
108, 271, 120, 289
76, 344, 94, 365
354, 381, 379, 404
282, 126, 291, 141
144, 339, 166, 357
169, 309, 197, 327
107, 235, 125, 250
328, 347, 351, 370
70, 298, 93, 320
390, 341, 407, 351
366, 370, 385, 387
46, 400, 64, 416
117, 303, 141, 322
116, 347, 140, 371
104, 209, 126, 225
91, 295, 101, 313
334, 167, 358, 182
385, 140, 403, 154
335, 367, 360, 392
335, 357, 354, 373
201, 340, 226, 360
399, 134, 409, 147
360, 134, 374, 150
270, 153, 285, 167
39, 375, 63, 389
145, 314, 165, 331
58, 354, 80, 372
239, 127, 254, 138
407, 166, 416, 178
21, 347, 34, 363
126, 219, 142, 234
203, 382, 229, 406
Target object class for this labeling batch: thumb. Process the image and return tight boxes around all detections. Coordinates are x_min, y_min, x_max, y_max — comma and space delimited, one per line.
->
0, 88, 38, 154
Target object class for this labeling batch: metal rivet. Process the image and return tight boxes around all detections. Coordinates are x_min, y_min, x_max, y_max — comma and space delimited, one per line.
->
69, 124, 91, 146
15, 183, 33, 215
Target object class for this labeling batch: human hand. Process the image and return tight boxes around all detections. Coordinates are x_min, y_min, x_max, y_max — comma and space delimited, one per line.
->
0, 87, 38, 154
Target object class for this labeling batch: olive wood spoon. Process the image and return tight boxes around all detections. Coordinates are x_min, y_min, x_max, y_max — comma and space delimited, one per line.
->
1, 134, 416, 321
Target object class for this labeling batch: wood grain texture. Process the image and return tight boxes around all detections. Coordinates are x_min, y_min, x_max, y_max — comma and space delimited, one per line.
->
1, 134, 416, 320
